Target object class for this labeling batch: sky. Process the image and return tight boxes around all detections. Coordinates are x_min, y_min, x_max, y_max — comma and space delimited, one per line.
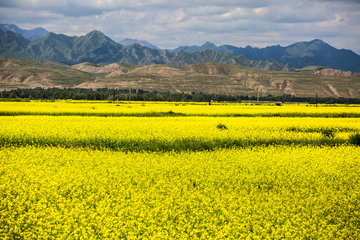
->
0, 0, 360, 54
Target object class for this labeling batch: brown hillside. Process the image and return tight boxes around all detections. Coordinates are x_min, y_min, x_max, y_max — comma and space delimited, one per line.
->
1, 57, 360, 98
0, 57, 96, 89
314, 69, 360, 77
71, 62, 141, 78
128, 65, 187, 76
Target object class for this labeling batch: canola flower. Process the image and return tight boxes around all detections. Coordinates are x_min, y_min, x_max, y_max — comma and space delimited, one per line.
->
1, 146, 359, 239
0, 100, 360, 117
0, 116, 359, 151
1, 101, 360, 239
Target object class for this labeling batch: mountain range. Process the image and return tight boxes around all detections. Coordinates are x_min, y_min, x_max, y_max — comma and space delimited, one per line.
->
0, 23, 48, 41
170, 40, 360, 72
0, 23, 360, 72
119, 38, 161, 50
0, 29, 295, 71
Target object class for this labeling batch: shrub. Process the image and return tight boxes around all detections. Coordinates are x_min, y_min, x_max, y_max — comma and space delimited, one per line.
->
321, 128, 335, 138
349, 133, 360, 146
216, 123, 228, 130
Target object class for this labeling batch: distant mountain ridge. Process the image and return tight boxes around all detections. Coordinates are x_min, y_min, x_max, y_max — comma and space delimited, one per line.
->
169, 40, 360, 72
0, 26, 359, 72
0, 23, 48, 41
119, 38, 161, 50
0, 29, 294, 71
169, 41, 218, 53
22, 30, 123, 65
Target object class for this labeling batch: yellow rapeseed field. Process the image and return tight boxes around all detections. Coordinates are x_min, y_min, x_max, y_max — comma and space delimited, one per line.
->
0, 115, 359, 151
0, 100, 359, 239
0, 100, 360, 117
1, 146, 359, 239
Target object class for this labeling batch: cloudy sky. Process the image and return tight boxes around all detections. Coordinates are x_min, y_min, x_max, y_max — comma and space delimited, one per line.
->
0, 0, 359, 54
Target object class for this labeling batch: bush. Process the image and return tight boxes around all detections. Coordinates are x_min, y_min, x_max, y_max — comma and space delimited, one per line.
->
349, 133, 360, 146
216, 123, 228, 130
321, 128, 335, 138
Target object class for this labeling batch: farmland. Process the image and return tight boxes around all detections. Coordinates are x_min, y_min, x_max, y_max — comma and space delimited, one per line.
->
1, 101, 360, 239
1, 101, 360, 118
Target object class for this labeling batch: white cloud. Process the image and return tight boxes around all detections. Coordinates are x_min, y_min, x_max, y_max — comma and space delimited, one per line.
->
173, 9, 185, 22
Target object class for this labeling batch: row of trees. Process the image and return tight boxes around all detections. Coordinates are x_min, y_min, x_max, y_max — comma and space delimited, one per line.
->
1, 87, 360, 104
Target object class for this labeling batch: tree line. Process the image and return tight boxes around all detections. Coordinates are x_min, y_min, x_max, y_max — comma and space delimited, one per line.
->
1, 87, 360, 104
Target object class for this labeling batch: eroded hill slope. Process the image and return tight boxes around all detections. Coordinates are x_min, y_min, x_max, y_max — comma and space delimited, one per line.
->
1, 57, 359, 98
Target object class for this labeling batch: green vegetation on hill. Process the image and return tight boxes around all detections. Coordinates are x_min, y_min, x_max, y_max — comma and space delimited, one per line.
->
299, 66, 329, 74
